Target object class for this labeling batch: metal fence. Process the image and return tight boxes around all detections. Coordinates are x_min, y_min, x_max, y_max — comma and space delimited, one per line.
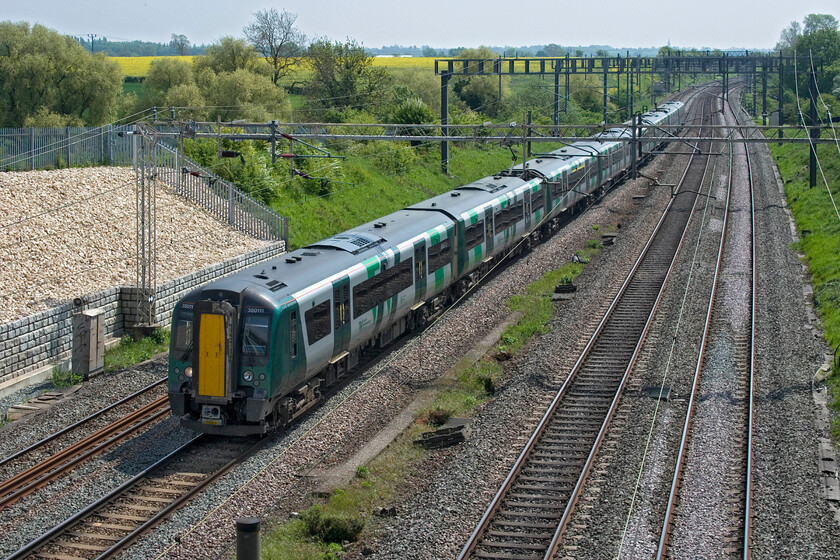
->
153, 142, 288, 242
0, 125, 135, 170
0, 125, 288, 244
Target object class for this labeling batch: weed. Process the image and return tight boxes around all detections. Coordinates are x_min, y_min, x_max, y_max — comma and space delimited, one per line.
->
300, 504, 364, 544
355, 465, 370, 479
424, 407, 452, 427
105, 331, 170, 373
50, 366, 82, 388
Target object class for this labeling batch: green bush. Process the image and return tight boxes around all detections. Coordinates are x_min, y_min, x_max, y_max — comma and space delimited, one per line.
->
300, 505, 364, 544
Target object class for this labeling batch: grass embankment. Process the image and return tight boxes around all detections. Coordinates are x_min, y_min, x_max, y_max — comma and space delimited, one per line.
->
278, 145, 512, 248
769, 141, 840, 435
261, 232, 607, 558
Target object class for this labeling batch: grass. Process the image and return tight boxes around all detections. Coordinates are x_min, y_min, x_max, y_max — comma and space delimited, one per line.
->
768, 140, 840, 437
261, 232, 607, 557
50, 365, 82, 388
103, 328, 169, 373
275, 143, 512, 249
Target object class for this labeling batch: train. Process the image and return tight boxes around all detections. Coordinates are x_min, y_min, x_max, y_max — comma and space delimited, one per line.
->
167, 101, 685, 435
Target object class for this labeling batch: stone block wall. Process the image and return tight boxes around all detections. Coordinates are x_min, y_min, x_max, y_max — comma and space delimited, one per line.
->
0, 242, 285, 388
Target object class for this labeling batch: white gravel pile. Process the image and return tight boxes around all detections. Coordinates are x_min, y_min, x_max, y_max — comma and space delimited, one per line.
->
0, 167, 271, 323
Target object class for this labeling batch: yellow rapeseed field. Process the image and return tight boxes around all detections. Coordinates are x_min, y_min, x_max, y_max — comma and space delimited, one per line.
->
112, 55, 435, 77
113, 56, 195, 76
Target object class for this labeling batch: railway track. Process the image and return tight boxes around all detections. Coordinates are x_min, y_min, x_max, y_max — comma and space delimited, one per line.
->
458, 91, 717, 560
4, 434, 262, 560
655, 89, 757, 559
0, 380, 168, 511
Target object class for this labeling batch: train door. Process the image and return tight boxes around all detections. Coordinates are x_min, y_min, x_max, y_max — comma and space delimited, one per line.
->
484, 207, 494, 255
332, 277, 350, 357
192, 299, 235, 401
524, 190, 532, 230
414, 240, 427, 302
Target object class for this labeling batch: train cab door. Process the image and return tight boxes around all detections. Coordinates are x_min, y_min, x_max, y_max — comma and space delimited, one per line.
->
192, 300, 236, 402
414, 240, 427, 302
332, 277, 350, 358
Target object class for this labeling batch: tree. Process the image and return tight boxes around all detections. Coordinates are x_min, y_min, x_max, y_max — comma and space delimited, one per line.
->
201, 68, 290, 121
143, 57, 194, 106
170, 34, 190, 56
391, 97, 436, 145
194, 36, 262, 75
163, 84, 206, 120
305, 38, 390, 112
776, 20, 802, 53
0, 22, 122, 126
244, 8, 306, 85
451, 47, 508, 118
537, 44, 567, 57
803, 14, 838, 34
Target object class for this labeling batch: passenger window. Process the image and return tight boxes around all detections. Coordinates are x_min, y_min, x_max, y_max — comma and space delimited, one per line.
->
465, 221, 484, 250
305, 301, 331, 345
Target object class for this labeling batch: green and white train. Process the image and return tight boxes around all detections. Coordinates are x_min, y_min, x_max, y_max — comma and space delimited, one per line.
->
168, 101, 684, 435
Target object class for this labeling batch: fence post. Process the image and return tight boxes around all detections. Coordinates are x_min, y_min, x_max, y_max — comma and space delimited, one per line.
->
228, 182, 234, 227
29, 128, 35, 171
66, 126, 71, 168
107, 124, 113, 164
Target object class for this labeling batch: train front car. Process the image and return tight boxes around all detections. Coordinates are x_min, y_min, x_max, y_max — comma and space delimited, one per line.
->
168, 280, 281, 435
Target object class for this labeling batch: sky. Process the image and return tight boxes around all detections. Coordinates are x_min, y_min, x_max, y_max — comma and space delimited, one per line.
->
2, 0, 839, 51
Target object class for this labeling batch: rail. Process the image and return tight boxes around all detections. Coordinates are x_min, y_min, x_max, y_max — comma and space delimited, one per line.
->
458, 90, 714, 560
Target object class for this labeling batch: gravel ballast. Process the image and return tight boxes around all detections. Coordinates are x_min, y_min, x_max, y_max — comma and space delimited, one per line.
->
0, 167, 270, 323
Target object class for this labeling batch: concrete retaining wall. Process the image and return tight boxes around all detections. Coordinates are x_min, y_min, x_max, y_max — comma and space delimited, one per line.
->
0, 242, 285, 392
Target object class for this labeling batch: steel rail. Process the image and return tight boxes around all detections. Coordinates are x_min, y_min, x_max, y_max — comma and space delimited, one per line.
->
735, 92, 758, 560
2, 433, 265, 560
0, 378, 166, 470
457, 90, 714, 560
655, 89, 757, 559
90, 437, 266, 560
0, 396, 169, 509
1, 436, 203, 560
545, 92, 718, 560
655, 93, 734, 559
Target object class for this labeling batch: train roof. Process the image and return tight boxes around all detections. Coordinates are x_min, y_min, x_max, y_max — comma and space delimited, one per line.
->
194, 207, 453, 303
406, 174, 528, 218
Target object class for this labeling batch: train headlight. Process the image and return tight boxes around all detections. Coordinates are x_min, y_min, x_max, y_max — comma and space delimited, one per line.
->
185, 366, 193, 378
243, 370, 254, 382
